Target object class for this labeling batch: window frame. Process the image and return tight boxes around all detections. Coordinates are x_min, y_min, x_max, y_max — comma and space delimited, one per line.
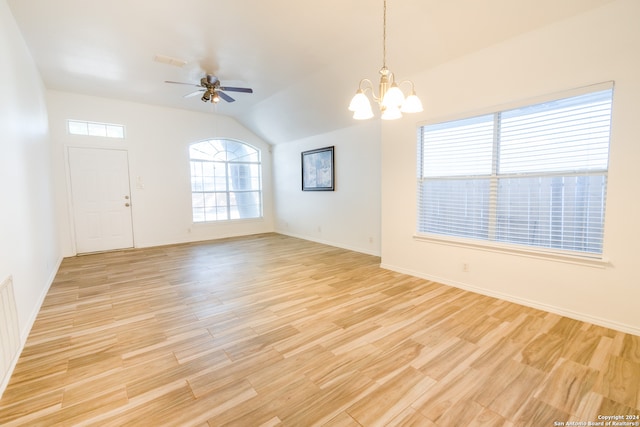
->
414, 82, 614, 266
189, 138, 263, 223
67, 119, 125, 139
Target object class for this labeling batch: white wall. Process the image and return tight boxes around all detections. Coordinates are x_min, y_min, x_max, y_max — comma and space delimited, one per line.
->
381, 0, 640, 334
0, 0, 61, 394
47, 91, 274, 256
273, 121, 381, 256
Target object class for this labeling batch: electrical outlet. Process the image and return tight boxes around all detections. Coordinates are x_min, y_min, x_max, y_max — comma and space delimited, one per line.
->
462, 263, 469, 272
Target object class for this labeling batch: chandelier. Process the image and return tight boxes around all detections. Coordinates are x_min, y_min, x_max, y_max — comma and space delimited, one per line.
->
348, 0, 423, 120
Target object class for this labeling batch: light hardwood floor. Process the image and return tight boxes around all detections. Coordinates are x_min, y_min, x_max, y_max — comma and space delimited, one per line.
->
1, 233, 638, 426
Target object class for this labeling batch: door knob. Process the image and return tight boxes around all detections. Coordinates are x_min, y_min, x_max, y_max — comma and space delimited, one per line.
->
125, 203, 130, 207
124, 195, 130, 199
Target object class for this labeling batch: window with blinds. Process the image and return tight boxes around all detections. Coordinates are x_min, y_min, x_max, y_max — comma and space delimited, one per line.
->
417, 87, 613, 256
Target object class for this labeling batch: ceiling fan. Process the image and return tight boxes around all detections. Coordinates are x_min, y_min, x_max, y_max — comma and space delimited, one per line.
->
165, 74, 253, 104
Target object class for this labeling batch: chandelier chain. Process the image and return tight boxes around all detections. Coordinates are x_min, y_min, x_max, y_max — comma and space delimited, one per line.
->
383, 0, 387, 69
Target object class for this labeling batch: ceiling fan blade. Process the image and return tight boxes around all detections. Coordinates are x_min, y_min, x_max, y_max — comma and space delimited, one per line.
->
184, 89, 205, 98
219, 86, 253, 94
217, 91, 235, 103
165, 80, 201, 87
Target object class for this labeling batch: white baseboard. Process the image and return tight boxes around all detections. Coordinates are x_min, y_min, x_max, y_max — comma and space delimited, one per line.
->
0, 255, 63, 399
380, 262, 640, 337
274, 230, 380, 257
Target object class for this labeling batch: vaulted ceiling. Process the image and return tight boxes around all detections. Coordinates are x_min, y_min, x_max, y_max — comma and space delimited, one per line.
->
7, 0, 614, 144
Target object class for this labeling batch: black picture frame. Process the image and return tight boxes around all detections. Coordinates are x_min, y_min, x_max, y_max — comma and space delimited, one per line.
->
301, 146, 334, 191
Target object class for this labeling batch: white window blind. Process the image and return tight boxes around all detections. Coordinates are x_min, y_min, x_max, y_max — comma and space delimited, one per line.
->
417, 87, 613, 256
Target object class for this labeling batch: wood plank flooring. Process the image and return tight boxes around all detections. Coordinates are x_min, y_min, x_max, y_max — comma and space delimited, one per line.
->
1, 233, 639, 426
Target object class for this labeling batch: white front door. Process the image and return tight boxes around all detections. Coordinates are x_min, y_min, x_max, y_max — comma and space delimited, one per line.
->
68, 147, 134, 253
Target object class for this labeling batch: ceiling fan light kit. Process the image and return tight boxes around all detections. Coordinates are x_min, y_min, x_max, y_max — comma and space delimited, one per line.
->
349, 0, 423, 120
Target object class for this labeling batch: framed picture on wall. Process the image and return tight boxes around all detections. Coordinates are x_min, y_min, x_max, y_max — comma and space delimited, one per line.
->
301, 146, 334, 191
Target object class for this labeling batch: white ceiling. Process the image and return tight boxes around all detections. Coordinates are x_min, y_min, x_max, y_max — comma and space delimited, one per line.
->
7, 0, 614, 144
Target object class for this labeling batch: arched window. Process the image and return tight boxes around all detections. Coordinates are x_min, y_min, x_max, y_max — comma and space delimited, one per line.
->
189, 139, 262, 222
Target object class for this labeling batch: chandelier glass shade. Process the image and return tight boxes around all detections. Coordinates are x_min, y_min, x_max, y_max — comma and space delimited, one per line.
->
349, 0, 423, 120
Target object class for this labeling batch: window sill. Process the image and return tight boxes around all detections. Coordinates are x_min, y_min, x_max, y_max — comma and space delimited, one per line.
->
192, 217, 265, 226
412, 234, 610, 269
